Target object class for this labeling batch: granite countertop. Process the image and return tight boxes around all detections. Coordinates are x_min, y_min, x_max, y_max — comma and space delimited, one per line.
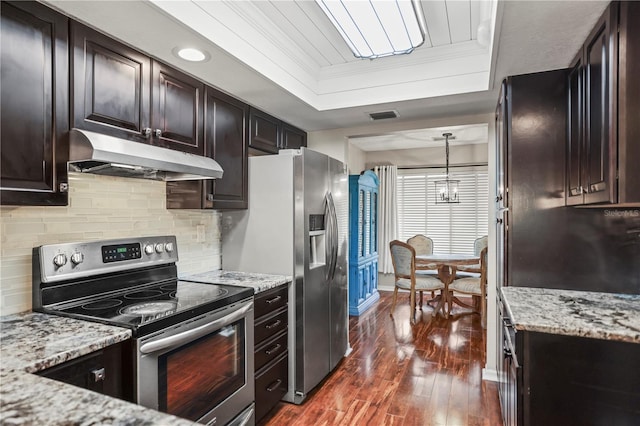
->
182, 269, 292, 294
0, 311, 196, 425
501, 287, 640, 344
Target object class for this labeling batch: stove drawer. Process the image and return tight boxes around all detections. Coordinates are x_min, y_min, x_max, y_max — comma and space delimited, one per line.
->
255, 330, 287, 372
255, 354, 288, 421
255, 307, 288, 346
254, 286, 287, 318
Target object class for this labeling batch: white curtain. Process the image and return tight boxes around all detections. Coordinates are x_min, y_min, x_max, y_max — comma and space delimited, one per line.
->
374, 165, 398, 273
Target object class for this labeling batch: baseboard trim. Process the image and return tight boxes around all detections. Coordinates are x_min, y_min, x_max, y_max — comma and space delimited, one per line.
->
482, 368, 498, 382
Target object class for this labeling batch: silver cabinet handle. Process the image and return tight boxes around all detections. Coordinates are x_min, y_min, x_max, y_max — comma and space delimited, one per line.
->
91, 367, 106, 382
142, 128, 152, 138
265, 295, 282, 304
266, 379, 283, 392
154, 129, 162, 138
140, 302, 253, 354
265, 343, 281, 355
265, 319, 282, 330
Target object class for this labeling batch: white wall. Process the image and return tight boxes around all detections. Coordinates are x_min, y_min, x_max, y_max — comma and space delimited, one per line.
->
0, 173, 221, 316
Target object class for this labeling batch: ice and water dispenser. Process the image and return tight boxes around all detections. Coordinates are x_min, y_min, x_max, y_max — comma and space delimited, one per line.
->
309, 214, 326, 268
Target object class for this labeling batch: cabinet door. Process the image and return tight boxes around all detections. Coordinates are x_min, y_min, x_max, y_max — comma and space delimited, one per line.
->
249, 108, 279, 154
1, 1, 69, 206
151, 61, 204, 155
205, 88, 248, 209
71, 23, 151, 144
281, 123, 306, 150
584, 6, 617, 204
566, 55, 584, 205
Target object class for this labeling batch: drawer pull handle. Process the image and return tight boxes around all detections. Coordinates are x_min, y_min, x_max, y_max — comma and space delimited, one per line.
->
265, 320, 282, 330
91, 367, 106, 383
266, 295, 282, 304
265, 343, 282, 355
266, 379, 282, 392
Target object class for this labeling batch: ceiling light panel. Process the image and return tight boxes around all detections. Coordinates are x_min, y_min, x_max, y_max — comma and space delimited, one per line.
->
316, 0, 426, 59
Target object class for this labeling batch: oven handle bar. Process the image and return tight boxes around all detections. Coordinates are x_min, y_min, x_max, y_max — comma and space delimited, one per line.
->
139, 301, 253, 354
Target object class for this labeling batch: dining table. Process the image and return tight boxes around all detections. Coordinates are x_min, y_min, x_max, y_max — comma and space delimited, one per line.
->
415, 253, 480, 317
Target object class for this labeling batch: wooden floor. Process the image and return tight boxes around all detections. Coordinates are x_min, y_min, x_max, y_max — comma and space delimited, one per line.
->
260, 290, 502, 426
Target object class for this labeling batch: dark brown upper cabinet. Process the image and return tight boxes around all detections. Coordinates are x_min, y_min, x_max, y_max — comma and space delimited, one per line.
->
281, 123, 307, 150
72, 23, 204, 156
166, 87, 248, 210
204, 88, 248, 209
1, 1, 69, 206
71, 22, 151, 145
566, 2, 639, 205
249, 108, 280, 154
151, 62, 204, 155
249, 107, 307, 154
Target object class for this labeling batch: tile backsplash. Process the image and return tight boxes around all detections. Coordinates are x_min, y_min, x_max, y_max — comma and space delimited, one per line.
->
1, 172, 221, 315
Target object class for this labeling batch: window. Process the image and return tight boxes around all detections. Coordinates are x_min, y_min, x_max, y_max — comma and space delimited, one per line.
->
397, 167, 488, 254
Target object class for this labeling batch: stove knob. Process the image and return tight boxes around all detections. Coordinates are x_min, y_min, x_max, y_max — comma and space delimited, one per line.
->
70, 252, 84, 265
165, 242, 174, 253
155, 243, 164, 253
53, 253, 67, 268
144, 244, 155, 255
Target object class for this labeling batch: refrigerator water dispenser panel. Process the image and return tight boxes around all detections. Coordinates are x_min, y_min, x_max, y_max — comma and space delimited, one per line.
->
309, 214, 326, 269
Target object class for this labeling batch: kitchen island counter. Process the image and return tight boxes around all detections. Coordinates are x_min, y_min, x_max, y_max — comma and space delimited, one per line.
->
501, 286, 640, 343
183, 269, 291, 294
0, 311, 196, 426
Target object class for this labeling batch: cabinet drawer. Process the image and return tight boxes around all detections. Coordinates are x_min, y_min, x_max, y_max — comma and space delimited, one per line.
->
255, 330, 287, 372
255, 308, 287, 346
254, 286, 287, 319
255, 354, 288, 422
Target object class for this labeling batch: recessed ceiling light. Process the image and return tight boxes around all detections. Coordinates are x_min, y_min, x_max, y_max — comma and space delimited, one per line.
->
173, 47, 209, 62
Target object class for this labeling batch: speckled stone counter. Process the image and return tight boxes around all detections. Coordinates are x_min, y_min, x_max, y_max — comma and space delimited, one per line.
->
501, 287, 640, 343
0, 311, 132, 373
0, 369, 195, 425
0, 312, 196, 425
183, 270, 291, 294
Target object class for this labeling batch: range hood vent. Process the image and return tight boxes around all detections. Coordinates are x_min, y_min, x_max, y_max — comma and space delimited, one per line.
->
67, 129, 223, 181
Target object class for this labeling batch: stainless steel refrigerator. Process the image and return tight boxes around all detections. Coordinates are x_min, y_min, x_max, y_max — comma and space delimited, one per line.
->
221, 148, 349, 404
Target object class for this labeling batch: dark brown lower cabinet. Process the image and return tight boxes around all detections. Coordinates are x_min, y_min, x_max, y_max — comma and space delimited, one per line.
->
37, 341, 133, 401
501, 329, 640, 426
253, 286, 289, 422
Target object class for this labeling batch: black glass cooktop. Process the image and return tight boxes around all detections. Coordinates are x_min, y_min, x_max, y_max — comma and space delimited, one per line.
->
49, 280, 253, 337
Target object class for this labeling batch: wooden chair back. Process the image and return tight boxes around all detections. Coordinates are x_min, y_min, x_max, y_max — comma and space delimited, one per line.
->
389, 240, 416, 281
406, 234, 433, 256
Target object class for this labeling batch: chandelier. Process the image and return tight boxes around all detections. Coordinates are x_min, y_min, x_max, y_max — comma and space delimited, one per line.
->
434, 133, 460, 204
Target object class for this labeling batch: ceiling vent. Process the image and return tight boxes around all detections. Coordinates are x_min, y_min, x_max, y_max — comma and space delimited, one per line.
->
368, 110, 399, 121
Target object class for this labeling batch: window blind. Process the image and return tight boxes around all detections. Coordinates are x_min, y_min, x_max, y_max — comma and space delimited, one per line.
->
397, 167, 488, 255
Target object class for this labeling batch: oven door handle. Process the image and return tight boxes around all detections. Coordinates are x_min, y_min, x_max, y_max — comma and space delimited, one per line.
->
139, 302, 253, 354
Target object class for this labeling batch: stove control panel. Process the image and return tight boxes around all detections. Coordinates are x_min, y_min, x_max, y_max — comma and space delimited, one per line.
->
37, 236, 178, 283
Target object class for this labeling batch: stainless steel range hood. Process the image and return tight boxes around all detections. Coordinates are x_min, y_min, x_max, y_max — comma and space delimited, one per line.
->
67, 129, 223, 181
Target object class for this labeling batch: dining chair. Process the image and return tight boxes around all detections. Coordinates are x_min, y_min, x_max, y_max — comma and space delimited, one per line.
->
447, 247, 488, 328
458, 235, 488, 275
407, 234, 439, 297
389, 240, 445, 323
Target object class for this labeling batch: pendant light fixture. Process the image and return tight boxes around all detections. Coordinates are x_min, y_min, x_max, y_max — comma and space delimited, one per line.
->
434, 132, 460, 204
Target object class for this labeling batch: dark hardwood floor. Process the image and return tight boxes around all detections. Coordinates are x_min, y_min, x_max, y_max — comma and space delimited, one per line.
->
260, 290, 502, 426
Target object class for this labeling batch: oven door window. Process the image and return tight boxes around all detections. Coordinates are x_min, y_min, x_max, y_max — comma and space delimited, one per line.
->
158, 319, 245, 421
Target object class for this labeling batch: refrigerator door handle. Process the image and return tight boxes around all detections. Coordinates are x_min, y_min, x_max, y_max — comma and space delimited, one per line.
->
324, 193, 334, 282
325, 192, 339, 281
329, 193, 339, 280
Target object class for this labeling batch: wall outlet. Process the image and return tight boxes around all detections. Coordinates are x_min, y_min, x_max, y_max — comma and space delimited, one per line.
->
196, 224, 206, 243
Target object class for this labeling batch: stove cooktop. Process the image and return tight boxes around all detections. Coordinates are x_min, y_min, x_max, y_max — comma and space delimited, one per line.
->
47, 280, 253, 337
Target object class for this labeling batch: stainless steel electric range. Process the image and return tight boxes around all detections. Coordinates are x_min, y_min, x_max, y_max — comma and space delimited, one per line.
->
32, 236, 255, 426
